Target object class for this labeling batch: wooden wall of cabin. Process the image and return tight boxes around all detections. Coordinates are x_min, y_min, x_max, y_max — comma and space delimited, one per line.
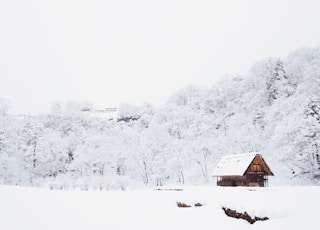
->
244, 156, 270, 186
246, 156, 265, 174
245, 174, 265, 187
216, 174, 268, 187
217, 176, 246, 186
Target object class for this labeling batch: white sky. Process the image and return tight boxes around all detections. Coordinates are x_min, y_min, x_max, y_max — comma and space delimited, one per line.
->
1, 0, 320, 114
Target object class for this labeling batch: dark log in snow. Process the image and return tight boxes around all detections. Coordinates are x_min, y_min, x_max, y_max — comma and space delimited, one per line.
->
222, 207, 269, 224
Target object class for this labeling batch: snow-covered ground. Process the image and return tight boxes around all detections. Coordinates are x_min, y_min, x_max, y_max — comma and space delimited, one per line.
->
0, 185, 319, 230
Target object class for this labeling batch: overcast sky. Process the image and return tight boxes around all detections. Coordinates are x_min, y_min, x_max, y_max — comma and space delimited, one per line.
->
1, 0, 320, 114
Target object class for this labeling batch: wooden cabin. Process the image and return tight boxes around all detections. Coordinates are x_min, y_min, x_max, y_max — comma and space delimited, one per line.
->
212, 153, 274, 187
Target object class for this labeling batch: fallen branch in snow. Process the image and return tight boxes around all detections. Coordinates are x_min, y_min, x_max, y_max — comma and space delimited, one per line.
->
177, 202, 204, 208
194, 202, 203, 207
222, 207, 269, 224
177, 202, 191, 208
154, 188, 183, 191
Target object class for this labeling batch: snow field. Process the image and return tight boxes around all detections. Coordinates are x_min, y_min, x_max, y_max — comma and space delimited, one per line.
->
0, 185, 319, 230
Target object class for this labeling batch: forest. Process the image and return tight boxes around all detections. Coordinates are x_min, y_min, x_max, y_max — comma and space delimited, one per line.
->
1, 47, 320, 189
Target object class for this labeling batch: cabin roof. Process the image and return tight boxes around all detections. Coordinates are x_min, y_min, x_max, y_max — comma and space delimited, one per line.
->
212, 152, 271, 176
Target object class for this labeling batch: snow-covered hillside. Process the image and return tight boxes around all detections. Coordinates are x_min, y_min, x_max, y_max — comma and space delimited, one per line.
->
0, 185, 319, 230
1, 47, 320, 188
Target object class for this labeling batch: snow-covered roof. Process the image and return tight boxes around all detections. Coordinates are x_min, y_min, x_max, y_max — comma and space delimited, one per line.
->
212, 152, 259, 176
